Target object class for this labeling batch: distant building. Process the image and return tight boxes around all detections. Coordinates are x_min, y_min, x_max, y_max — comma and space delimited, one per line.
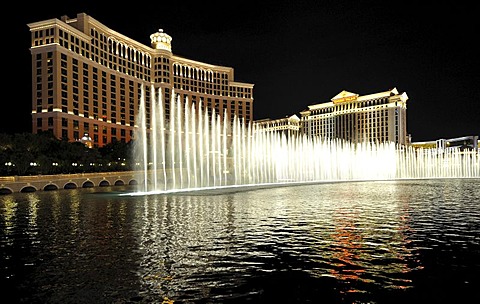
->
411, 135, 479, 151
255, 114, 300, 137
299, 88, 409, 145
79, 132, 93, 148
28, 13, 254, 148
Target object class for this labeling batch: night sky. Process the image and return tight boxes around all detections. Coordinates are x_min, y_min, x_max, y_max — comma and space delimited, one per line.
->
4, 1, 479, 142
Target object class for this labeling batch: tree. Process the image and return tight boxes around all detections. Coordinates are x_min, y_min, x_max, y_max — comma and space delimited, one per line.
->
0, 133, 133, 176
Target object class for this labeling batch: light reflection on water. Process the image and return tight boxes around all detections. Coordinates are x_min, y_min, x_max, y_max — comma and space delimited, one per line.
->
1, 179, 479, 303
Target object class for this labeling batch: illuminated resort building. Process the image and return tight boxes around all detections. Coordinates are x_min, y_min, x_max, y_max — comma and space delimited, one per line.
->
255, 114, 300, 137
28, 12, 254, 148
410, 135, 479, 151
299, 88, 409, 145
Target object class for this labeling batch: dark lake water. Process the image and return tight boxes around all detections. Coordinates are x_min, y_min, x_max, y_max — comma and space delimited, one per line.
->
1, 178, 479, 303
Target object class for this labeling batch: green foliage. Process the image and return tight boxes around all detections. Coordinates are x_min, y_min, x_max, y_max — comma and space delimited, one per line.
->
0, 133, 134, 176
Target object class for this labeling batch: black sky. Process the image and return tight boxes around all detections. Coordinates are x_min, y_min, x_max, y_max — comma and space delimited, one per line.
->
4, 0, 479, 142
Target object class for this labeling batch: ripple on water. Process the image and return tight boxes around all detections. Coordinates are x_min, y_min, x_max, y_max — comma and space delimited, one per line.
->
1, 179, 479, 303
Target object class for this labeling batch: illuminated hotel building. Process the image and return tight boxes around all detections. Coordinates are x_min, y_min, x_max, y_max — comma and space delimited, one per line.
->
299, 88, 409, 145
27, 13, 254, 148
255, 114, 300, 137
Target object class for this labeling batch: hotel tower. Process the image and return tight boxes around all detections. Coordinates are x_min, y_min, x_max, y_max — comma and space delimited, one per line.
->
255, 88, 409, 146
300, 88, 409, 145
28, 13, 254, 148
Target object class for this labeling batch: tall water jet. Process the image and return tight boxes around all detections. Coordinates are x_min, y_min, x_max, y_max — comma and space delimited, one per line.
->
133, 86, 479, 194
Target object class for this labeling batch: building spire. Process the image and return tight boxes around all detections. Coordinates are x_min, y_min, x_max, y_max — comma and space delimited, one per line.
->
150, 29, 172, 52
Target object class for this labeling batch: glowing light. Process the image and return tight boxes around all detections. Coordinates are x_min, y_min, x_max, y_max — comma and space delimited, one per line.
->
132, 86, 480, 194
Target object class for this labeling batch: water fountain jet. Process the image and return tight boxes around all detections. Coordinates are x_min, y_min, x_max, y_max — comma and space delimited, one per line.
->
132, 85, 479, 194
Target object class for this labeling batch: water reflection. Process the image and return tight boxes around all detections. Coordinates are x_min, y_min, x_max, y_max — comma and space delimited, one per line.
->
1, 179, 479, 303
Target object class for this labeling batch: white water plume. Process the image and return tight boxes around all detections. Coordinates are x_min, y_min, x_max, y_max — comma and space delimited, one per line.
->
132, 85, 479, 193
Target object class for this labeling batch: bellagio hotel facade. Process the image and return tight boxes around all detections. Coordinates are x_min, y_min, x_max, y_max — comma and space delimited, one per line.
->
27, 12, 254, 148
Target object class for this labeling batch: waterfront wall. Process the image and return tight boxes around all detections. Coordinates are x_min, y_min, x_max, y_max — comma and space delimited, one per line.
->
0, 171, 140, 195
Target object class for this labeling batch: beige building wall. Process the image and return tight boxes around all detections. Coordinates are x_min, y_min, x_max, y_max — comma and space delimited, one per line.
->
28, 13, 254, 148
255, 115, 300, 138
299, 88, 409, 145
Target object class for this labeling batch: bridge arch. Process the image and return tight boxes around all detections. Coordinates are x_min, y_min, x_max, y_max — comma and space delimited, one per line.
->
0, 187, 13, 195
82, 180, 95, 188
99, 180, 110, 187
0, 171, 139, 195
114, 179, 125, 186
43, 184, 59, 191
20, 185, 37, 193
64, 182, 78, 189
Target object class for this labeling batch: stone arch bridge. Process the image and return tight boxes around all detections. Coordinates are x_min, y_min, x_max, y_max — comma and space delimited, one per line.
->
0, 171, 140, 195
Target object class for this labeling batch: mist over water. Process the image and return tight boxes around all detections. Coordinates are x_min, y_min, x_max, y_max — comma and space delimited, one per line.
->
2, 86, 477, 303
133, 86, 479, 194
